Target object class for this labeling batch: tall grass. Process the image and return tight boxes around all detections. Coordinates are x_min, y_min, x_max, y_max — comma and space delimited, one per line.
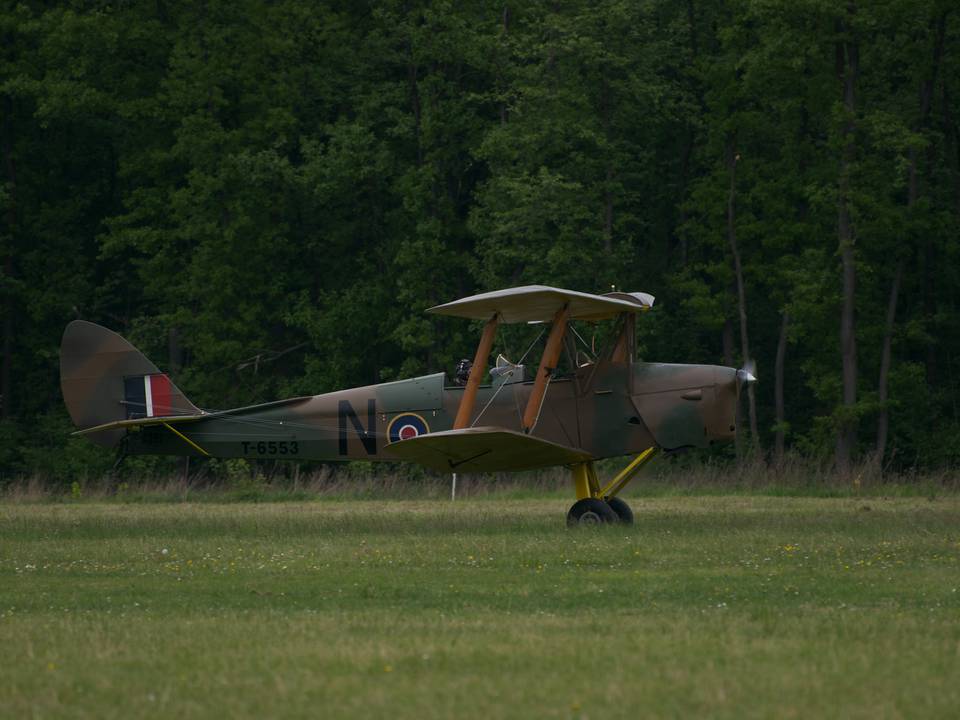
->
3, 452, 958, 503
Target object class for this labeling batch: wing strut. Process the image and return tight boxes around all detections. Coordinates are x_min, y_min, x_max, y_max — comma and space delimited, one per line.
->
522, 304, 570, 433
453, 313, 500, 429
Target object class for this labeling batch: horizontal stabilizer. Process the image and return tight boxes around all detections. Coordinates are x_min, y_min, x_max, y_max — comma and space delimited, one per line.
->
384, 426, 592, 472
72, 414, 207, 437
72, 394, 314, 437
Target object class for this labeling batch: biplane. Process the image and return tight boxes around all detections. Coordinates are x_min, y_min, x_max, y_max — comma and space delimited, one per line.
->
61, 285, 754, 525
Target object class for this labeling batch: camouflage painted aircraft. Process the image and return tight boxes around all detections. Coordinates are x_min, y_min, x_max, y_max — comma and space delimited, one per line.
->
61, 285, 754, 525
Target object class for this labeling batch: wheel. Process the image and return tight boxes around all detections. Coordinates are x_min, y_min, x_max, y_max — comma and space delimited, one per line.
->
604, 496, 634, 525
566, 498, 618, 527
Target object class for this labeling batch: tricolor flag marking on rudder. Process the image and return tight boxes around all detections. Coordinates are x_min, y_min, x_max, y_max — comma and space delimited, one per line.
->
124, 374, 174, 418
148, 373, 172, 416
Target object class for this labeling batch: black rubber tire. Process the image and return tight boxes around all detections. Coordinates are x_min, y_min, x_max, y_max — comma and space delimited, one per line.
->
566, 498, 618, 527
604, 496, 634, 525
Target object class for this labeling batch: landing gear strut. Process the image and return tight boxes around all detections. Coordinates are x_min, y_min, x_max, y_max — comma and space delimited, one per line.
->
566, 448, 658, 527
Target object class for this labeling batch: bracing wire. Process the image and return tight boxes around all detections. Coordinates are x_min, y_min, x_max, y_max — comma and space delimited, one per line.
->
568, 324, 596, 362
516, 328, 545, 365
470, 368, 515, 427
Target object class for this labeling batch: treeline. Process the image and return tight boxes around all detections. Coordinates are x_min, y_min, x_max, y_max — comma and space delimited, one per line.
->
1, 0, 958, 480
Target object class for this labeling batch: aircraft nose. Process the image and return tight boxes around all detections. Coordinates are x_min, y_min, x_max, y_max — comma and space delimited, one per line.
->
705, 367, 740, 441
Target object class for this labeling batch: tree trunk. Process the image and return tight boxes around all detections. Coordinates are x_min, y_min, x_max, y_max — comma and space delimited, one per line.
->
877, 12, 946, 466
724, 315, 743, 454
726, 136, 758, 444
722, 317, 734, 368
406, 42, 422, 167
835, 13, 859, 475
599, 68, 613, 255
774, 312, 790, 466
603, 165, 613, 254
499, 6, 510, 124
676, 127, 693, 267
168, 327, 183, 375
947, 75, 960, 223
1, 261, 11, 420
1, 96, 16, 420
676, 0, 699, 267
875, 263, 901, 463
686, 0, 699, 56
919, 11, 947, 386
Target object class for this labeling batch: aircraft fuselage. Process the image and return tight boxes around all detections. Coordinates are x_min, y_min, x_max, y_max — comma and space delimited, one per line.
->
124, 359, 739, 467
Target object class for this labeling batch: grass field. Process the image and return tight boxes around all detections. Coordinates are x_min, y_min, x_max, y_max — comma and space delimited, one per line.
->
2, 496, 959, 719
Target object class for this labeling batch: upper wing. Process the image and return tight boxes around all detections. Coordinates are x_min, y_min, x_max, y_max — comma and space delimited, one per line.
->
426, 285, 653, 323
384, 426, 592, 472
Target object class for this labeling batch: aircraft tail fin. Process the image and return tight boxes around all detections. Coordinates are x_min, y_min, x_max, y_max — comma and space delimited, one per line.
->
60, 320, 201, 447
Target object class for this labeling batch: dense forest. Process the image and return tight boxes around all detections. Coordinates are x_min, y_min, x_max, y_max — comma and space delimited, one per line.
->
1, 0, 958, 481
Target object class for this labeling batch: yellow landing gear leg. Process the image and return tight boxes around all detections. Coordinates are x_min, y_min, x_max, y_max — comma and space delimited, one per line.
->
566, 448, 659, 527
567, 461, 613, 527
599, 447, 658, 499
571, 462, 601, 500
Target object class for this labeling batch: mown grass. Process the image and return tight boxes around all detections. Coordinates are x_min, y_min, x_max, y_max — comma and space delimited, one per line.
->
1, 497, 959, 719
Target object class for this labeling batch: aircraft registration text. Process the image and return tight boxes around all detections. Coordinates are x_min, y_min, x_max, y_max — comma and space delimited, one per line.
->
240, 440, 300, 456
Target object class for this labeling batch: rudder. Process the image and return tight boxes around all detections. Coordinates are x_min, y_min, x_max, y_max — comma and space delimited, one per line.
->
60, 321, 200, 447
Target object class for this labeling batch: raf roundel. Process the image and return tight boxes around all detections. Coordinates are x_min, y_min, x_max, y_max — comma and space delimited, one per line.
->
387, 413, 430, 443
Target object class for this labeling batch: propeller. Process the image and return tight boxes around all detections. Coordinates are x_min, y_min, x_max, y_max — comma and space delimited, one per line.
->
732, 359, 757, 442
736, 358, 757, 387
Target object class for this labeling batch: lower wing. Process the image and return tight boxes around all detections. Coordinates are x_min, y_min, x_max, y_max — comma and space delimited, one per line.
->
384, 426, 591, 472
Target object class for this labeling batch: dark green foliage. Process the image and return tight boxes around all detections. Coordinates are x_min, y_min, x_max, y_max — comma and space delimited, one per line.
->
1, 0, 958, 482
